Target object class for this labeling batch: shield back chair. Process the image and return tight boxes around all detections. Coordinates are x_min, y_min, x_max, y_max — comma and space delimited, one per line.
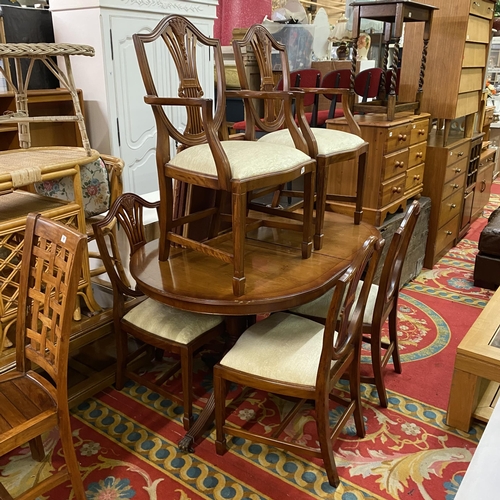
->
289, 201, 421, 407
133, 15, 315, 297
233, 24, 369, 251
0, 214, 86, 500
93, 192, 226, 431
214, 235, 383, 488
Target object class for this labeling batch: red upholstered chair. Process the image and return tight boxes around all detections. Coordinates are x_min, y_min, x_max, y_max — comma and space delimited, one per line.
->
314, 69, 352, 126
290, 201, 421, 407
232, 24, 369, 250
213, 235, 383, 488
354, 67, 384, 103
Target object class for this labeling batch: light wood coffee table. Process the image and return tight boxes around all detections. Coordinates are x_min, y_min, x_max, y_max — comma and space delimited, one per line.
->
447, 288, 500, 432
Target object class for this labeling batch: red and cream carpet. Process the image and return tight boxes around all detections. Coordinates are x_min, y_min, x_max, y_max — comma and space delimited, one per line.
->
1, 182, 499, 500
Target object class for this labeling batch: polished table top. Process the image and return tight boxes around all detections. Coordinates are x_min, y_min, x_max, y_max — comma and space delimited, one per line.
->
130, 212, 380, 316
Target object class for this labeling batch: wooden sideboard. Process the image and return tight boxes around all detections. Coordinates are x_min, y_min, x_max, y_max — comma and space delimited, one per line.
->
326, 112, 430, 226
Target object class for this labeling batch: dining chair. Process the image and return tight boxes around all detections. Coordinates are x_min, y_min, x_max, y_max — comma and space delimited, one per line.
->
214, 235, 383, 488
93, 192, 226, 431
290, 200, 421, 407
0, 214, 87, 500
233, 24, 369, 251
133, 15, 315, 297
314, 69, 352, 126
354, 67, 384, 103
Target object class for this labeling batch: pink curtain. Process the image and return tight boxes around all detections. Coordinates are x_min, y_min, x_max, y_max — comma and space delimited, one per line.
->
214, 0, 272, 46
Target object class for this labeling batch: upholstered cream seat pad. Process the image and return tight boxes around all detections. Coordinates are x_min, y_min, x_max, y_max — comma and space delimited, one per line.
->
123, 298, 223, 344
220, 312, 339, 386
168, 141, 311, 180
258, 127, 365, 156
290, 281, 379, 323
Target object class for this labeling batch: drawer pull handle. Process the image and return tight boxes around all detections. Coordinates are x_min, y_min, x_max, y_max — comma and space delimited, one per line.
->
413, 174, 421, 180
418, 128, 425, 135
395, 161, 405, 168
457, 152, 464, 157
445, 231, 453, 236
473, 1, 479, 5
481, 180, 486, 192
398, 134, 407, 141
452, 183, 459, 189
416, 152, 423, 158
392, 186, 402, 193
454, 168, 462, 173
451, 203, 457, 209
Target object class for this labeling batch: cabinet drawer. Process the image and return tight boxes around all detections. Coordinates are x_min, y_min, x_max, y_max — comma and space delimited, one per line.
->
444, 156, 468, 184
410, 119, 429, 145
435, 215, 460, 257
463, 42, 488, 67
458, 68, 484, 93
466, 15, 492, 43
438, 190, 463, 229
442, 171, 466, 201
385, 123, 412, 154
405, 164, 425, 192
382, 149, 408, 181
408, 143, 426, 168
455, 91, 481, 117
470, 0, 495, 20
380, 174, 406, 206
479, 148, 496, 170
448, 142, 469, 165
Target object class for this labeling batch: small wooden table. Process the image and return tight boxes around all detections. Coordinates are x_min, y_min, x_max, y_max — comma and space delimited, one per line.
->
130, 212, 380, 450
447, 288, 500, 432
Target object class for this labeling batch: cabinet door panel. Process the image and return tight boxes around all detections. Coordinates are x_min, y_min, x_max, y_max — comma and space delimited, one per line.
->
463, 42, 488, 67
470, 0, 495, 20
466, 15, 491, 43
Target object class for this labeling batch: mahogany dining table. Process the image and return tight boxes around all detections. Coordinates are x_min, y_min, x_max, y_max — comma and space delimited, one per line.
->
130, 211, 380, 451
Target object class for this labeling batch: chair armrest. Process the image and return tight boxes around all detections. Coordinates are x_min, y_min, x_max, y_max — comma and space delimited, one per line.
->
144, 95, 211, 107
294, 87, 350, 97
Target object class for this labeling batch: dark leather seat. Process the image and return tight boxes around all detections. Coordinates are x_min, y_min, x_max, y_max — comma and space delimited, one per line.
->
474, 207, 500, 289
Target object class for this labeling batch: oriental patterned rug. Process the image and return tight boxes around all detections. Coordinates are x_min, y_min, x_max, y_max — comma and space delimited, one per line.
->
1, 181, 500, 500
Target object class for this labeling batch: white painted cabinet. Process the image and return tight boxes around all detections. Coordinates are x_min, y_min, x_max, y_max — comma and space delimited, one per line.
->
50, 0, 217, 195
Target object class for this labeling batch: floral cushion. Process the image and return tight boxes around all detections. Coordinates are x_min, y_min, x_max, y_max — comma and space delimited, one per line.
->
34, 157, 111, 218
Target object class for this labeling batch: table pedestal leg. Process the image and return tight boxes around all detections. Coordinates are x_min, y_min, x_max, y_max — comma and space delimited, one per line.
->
178, 315, 250, 452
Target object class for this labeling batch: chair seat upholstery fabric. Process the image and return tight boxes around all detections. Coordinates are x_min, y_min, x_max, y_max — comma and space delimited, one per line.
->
168, 141, 311, 180
290, 281, 379, 323
220, 312, 338, 386
258, 127, 365, 157
123, 298, 224, 345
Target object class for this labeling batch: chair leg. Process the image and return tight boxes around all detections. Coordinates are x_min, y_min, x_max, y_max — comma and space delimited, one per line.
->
314, 163, 327, 251
316, 396, 340, 488
370, 326, 388, 408
351, 342, 366, 435
354, 151, 366, 225
59, 412, 86, 500
214, 368, 228, 456
158, 175, 173, 262
28, 436, 45, 462
180, 349, 194, 431
389, 306, 402, 374
115, 328, 128, 391
302, 171, 314, 258
232, 192, 246, 297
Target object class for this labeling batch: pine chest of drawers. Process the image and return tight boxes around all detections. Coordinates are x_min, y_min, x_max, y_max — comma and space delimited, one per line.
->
326, 113, 430, 226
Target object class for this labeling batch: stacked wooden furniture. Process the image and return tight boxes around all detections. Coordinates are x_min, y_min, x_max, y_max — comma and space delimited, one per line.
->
326, 112, 430, 226
401, 0, 496, 267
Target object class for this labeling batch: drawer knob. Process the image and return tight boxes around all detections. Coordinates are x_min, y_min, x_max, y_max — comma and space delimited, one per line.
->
398, 134, 407, 141
457, 152, 464, 157
454, 168, 462, 173
445, 231, 453, 236
414, 174, 421, 180
418, 128, 425, 135
473, 1, 479, 5
395, 161, 405, 168
451, 203, 457, 209
392, 186, 402, 193
416, 152, 423, 158
452, 183, 459, 189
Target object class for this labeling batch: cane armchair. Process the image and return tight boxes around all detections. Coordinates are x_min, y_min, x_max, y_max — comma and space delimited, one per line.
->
133, 15, 315, 297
